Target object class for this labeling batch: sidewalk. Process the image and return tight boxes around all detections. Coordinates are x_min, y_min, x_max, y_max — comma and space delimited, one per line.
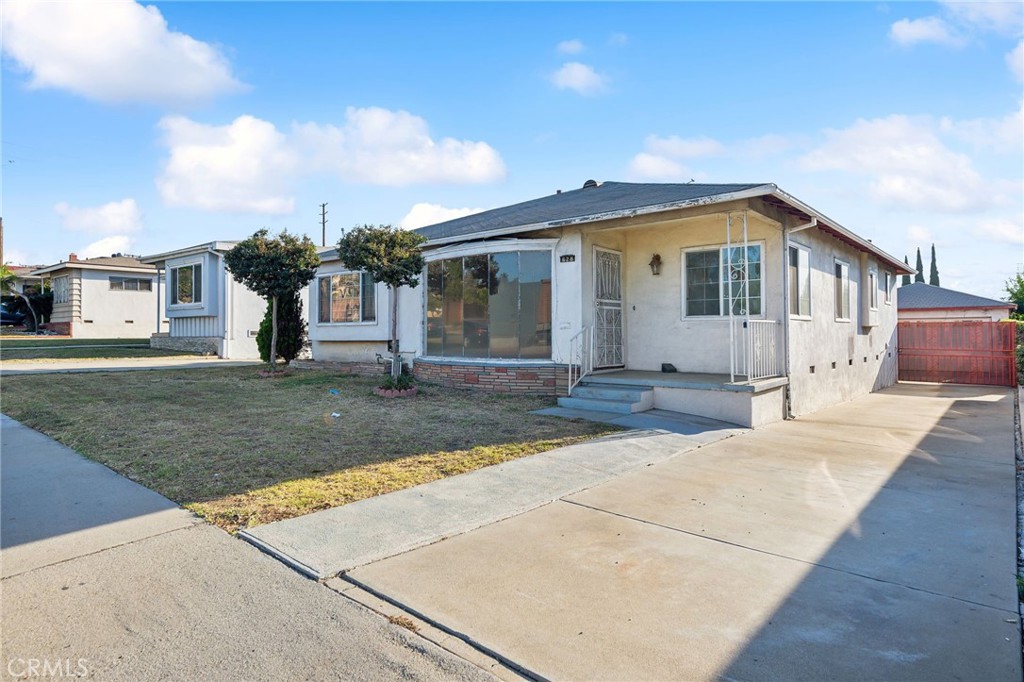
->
0, 356, 261, 375
0, 416, 496, 681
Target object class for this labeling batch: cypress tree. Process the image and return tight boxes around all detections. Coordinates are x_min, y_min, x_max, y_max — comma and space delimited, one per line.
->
914, 248, 925, 283
902, 256, 911, 286
929, 243, 940, 286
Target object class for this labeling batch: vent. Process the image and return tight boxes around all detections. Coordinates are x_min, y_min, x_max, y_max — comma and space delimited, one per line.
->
247, 329, 259, 338
582, 179, 600, 189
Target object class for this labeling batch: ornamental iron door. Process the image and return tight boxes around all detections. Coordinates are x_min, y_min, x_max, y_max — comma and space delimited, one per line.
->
594, 248, 624, 368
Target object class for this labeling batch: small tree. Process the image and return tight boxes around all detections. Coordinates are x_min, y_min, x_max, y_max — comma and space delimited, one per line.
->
224, 229, 319, 371
256, 292, 306, 363
901, 256, 911, 286
914, 248, 925, 283
929, 243, 940, 286
337, 225, 426, 379
1006, 271, 1024, 319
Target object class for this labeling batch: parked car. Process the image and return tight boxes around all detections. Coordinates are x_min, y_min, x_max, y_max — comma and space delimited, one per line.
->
1, 303, 26, 326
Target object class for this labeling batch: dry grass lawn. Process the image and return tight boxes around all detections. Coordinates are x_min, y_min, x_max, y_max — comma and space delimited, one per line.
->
0, 367, 616, 531
1, 338, 195, 361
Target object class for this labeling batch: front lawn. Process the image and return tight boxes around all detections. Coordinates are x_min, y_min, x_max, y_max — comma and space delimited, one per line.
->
1, 338, 196, 361
0, 368, 616, 531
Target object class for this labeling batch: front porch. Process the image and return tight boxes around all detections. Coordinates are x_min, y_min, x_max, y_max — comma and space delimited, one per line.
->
557, 369, 789, 428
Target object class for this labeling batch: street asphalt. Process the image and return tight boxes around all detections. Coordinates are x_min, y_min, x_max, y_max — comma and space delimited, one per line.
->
0, 416, 497, 681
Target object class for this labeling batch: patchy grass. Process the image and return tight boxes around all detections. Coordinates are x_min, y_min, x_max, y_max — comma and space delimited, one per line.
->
0, 367, 617, 531
0, 337, 150, 347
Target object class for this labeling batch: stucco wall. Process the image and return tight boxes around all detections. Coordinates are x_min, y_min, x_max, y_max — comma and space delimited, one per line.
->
76, 269, 158, 338
786, 228, 898, 417
898, 307, 1010, 322
308, 259, 392, 362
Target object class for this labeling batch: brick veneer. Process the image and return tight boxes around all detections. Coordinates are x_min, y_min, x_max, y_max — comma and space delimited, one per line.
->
413, 359, 569, 396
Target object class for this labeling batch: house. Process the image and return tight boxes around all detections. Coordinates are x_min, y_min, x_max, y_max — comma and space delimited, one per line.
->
5, 265, 46, 294
897, 282, 1013, 322
309, 181, 914, 427
141, 242, 271, 359
29, 254, 160, 337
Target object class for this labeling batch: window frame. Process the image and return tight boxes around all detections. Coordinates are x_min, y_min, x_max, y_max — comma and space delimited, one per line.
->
681, 241, 766, 320
316, 271, 377, 325
169, 261, 203, 307
109, 276, 153, 292
883, 271, 893, 305
834, 258, 851, 322
788, 243, 812, 319
868, 269, 879, 311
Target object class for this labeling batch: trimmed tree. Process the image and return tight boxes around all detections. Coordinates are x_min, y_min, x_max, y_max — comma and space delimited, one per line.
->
337, 225, 426, 380
224, 229, 320, 371
901, 256, 911, 286
256, 292, 306, 363
929, 243, 940, 286
914, 248, 925, 283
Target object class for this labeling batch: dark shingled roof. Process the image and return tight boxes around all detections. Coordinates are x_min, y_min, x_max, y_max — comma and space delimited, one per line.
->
414, 181, 768, 242
897, 283, 1011, 310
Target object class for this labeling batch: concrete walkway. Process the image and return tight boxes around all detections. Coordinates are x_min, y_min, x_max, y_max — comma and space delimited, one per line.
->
0, 356, 260, 375
342, 384, 1021, 681
240, 412, 746, 578
0, 416, 496, 680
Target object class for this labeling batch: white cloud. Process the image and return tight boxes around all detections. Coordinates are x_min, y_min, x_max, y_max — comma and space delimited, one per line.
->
889, 17, 964, 47
800, 115, 985, 212
626, 153, 689, 182
293, 106, 505, 186
79, 235, 134, 259
557, 39, 585, 55
907, 225, 933, 243
941, 1, 1024, 36
1008, 40, 1024, 82
550, 62, 609, 96
974, 217, 1024, 244
940, 100, 1023, 150
644, 135, 724, 158
156, 115, 297, 214
54, 199, 142, 234
400, 203, 486, 230
738, 134, 798, 159
0, 0, 244, 106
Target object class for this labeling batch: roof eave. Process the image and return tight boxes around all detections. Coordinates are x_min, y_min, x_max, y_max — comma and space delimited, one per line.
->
29, 262, 155, 276
421, 184, 779, 247
140, 241, 238, 265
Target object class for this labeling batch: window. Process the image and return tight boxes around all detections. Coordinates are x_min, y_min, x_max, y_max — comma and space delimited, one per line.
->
318, 272, 376, 323
684, 244, 762, 317
171, 263, 202, 305
868, 270, 878, 310
426, 251, 552, 359
52, 276, 70, 304
883, 272, 892, 305
834, 260, 850, 320
788, 245, 811, 317
109, 277, 153, 292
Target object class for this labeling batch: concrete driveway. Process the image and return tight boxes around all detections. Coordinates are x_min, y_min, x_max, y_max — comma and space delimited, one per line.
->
345, 384, 1021, 681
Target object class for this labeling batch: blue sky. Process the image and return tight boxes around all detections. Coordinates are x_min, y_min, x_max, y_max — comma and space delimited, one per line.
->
2, 1, 1021, 298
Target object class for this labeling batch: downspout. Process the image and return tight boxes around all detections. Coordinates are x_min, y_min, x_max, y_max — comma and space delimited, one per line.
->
781, 217, 817, 419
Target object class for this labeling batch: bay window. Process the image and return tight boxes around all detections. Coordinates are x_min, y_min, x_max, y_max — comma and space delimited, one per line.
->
171, 263, 202, 305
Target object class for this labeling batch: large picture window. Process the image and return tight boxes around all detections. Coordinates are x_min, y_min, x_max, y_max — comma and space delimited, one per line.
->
171, 263, 202, 305
426, 251, 552, 360
318, 272, 376, 323
684, 244, 762, 317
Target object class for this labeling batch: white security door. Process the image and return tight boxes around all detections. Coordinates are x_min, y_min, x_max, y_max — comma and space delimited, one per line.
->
594, 248, 624, 368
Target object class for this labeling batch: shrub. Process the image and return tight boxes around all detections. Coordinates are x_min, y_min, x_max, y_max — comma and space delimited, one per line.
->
256, 292, 307, 363
379, 373, 415, 391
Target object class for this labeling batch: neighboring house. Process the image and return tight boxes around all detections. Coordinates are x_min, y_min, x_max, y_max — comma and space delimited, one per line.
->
141, 241, 310, 359
29, 254, 160, 337
310, 181, 913, 427
897, 282, 1013, 322
6, 265, 46, 294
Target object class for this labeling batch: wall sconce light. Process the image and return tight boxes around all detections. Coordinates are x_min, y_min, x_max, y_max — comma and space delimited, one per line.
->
649, 253, 663, 276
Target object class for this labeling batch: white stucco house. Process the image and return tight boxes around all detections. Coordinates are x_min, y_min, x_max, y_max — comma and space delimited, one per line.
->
897, 283, 1014, 322
309, 181, 913, 427
30, 254, 161, 337
141, 242, 276, 359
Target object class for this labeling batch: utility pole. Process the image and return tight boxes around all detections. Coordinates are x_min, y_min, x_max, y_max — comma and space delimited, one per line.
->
320, 203, 328, 247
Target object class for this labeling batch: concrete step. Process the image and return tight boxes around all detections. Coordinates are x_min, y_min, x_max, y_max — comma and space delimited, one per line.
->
558, 395, 648, 414
571, 384, 652, 402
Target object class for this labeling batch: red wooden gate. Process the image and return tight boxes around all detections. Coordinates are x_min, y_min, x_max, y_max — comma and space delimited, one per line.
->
897, 321, 1017, 387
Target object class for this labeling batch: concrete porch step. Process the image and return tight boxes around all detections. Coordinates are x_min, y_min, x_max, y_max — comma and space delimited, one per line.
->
557, 396, 640, 414
569, 384, 652, 402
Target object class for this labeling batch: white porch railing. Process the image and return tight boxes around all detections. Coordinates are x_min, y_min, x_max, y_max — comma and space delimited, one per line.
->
567, 325, 594, 396
732, 318, 782, 382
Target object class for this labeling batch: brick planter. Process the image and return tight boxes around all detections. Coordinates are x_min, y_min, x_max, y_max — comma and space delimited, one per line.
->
413, 359, 569, 396
372, 386, 418, 398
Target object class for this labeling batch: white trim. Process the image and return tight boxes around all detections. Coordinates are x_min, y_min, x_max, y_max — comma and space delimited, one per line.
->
424, 238, 558, 261
883, 271, 893, 305
868, 268, 879, 311
681, 240, 766, 320
834, 258, 851, 322
169, 260, 204, 307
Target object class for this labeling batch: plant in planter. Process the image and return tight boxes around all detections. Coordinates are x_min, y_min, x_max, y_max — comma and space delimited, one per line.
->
373, 372, 418, 398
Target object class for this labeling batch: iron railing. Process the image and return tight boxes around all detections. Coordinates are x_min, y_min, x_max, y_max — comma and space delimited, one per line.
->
732, 318, 782, 382
567, 325, 594, 396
